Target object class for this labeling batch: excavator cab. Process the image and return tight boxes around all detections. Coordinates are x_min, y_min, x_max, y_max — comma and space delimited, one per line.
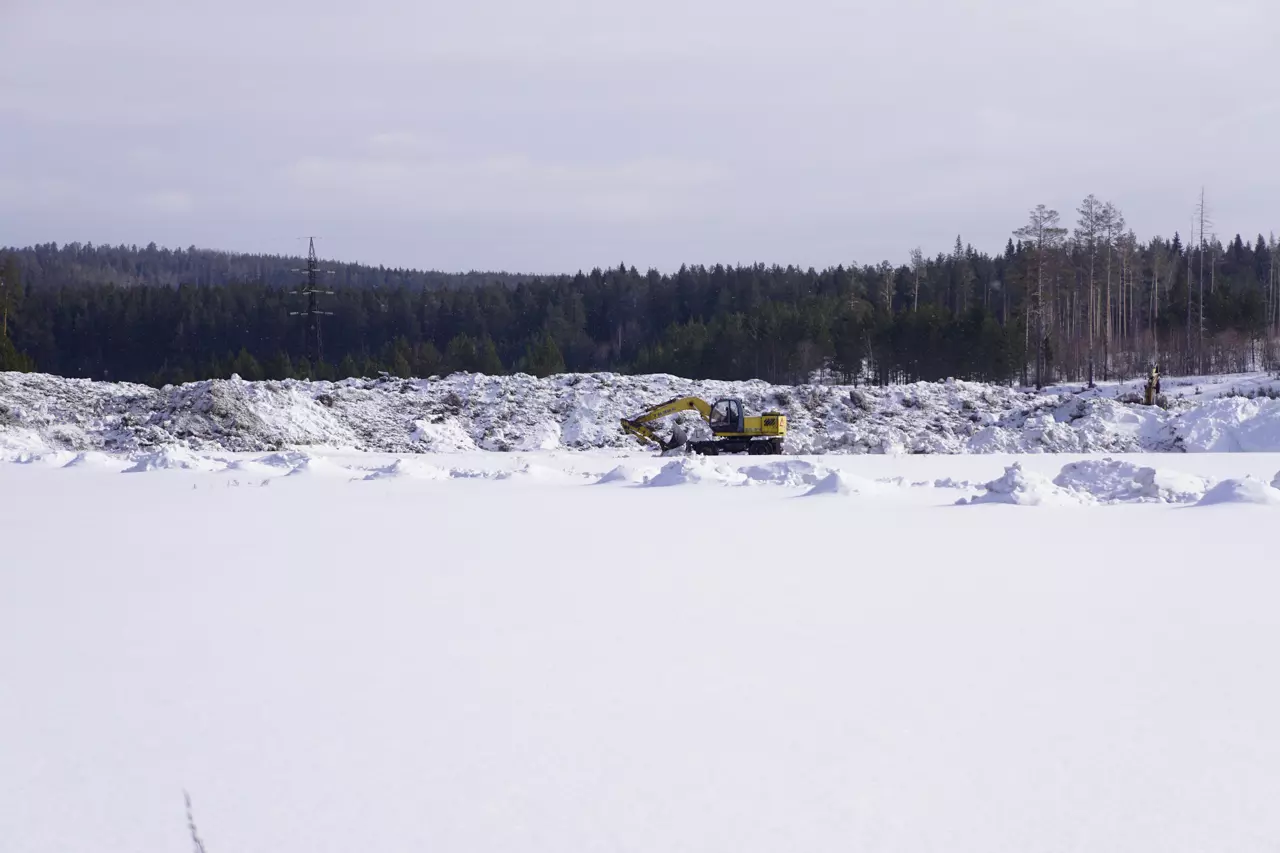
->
709, 398, 744, 434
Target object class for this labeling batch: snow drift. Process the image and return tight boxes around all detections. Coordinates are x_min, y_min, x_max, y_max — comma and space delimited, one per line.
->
5, 369, 1280, 457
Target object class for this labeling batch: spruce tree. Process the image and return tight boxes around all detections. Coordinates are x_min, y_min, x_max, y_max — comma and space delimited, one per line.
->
524, 331, 565, 377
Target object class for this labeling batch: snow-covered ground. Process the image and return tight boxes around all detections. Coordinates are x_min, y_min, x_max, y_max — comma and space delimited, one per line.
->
3, 447, 1280, 852
5, 369, 1280, 457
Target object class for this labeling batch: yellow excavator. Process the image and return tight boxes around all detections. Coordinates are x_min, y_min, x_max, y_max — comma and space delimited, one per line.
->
621, 396, 787, 455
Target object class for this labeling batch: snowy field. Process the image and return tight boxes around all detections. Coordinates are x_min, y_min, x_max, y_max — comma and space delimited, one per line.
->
4, 447, 1280, 852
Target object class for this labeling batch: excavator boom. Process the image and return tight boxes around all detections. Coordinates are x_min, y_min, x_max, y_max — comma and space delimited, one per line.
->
620, 396, 712, 449
620, 395, 786, 455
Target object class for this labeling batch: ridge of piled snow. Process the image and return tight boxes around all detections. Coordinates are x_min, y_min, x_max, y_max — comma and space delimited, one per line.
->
1173, 397, 1280, 452
362, 459, 449, 481
595, 463, 659, 485
1196, 477, 1280, 506
963, 463, 1090, 506
643, 457, 747, 487
1053, 458, 1208, 505
6, 369, 1280, 456
802, 471, 883, 496
124, 446, 226, 473
740, 459, 831, 487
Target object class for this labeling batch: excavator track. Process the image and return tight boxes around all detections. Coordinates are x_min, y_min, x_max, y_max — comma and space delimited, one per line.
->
688, 438, 784, 456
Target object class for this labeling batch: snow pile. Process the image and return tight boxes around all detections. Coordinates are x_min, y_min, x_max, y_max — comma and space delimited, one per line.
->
962, 463, 1088, 506
63, 451, 124, 469
802, 471, 884, 497
1196, 477, 1280, 506
1174, 397, 1280, 452
1052, 458, 1208, 505
6, 369, 1280, 456
285, 456, 354, 478
362, 459, 449, 481
124, 446, 226, 473
408, 417, 477, 452
739, 459, 831, 488
595, 464, 659, 485
642, 457, 747, 487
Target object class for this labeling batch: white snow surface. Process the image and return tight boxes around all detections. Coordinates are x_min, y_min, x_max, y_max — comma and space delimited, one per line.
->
6, 369, 1280, 458
4, 449, 1280, 853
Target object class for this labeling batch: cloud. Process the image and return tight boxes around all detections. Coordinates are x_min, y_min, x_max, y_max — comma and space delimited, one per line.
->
140, 190, 195, 215
284, 141, 728, 222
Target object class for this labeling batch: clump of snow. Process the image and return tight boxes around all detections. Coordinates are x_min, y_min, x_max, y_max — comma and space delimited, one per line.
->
739, 459, 830, 487
933, 477, 975, 490
595, 464, 659, 485
1272, 470, 1280, 490
802, 471, 883, 496
285, 456, 354, 477
643, 457, 747, 487
962, 463, 1089, 506
63, 451, 125, 470
124, 446, 225, 473
8, 450, 76, 466
409, 418, 477, 452
1196, 477, 1280, 506
1052, 458, 1207, 505
362, 459, 449, 481
1174, 397, 1280, 452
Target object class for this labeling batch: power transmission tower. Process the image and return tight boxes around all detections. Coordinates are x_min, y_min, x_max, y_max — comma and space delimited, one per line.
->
184, 791, 208, 853
289, 237, 335, 374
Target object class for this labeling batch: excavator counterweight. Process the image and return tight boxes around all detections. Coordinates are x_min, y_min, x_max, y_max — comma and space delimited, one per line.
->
621, 396, 786, 455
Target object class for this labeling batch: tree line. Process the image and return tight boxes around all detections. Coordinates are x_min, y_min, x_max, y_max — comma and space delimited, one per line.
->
2, 203, 1277, 387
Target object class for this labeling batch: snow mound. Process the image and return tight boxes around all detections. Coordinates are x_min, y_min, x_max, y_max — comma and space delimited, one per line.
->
933, 477, 975, 490
962, 463, 1089, 506
63, 451, 125, 470
362, 459, 449, 480
1272, 470, 1280, 490
1195, 477, 1280, 506
1174, 397, 1280, 452
408, 418, 477, 452
802, 471, 883, 497
8, 450, 76, 466
643, 457, 747, 487
509, 459, 577, 481
1052, 458, 1207, 505
739, 459, 830, 488
286, 456, 354, 477
124, 446, 225, 473
594, 464, 659, 485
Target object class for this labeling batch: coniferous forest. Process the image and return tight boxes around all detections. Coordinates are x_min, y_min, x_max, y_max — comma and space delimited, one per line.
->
2, 198, 1279, 388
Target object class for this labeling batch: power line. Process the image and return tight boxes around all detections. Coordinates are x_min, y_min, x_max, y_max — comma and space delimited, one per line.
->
288, 237, 335, 370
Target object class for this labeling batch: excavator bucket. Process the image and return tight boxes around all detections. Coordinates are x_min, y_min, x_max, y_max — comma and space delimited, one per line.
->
661, 424, 689, 452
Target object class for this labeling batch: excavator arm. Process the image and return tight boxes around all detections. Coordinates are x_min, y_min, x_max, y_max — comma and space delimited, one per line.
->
620, 396, 712, 449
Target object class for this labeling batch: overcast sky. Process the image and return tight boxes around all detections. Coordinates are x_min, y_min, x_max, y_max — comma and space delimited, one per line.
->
2, 0, 1278, 272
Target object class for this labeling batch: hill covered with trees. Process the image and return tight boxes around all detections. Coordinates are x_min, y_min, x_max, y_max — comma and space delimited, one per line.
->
2, 199, 1278, 388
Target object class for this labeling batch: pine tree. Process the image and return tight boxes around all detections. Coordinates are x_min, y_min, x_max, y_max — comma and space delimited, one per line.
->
230, 347, 264, 381
0, 254, 20, 339
337, 353, 360, 379
0, 329, 34, 372
524, 331, 565, 377
476, 336, 505, 375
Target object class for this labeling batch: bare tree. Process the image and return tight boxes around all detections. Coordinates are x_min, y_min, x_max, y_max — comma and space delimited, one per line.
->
909, 247, 924, 312
1099, 201, 1125, 380
1015, 205, 1068, 388
1075, 195, 1102, 386
1195, 189, 1214, 372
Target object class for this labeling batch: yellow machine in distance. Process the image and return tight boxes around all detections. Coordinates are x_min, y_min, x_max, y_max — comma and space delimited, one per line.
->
621, 396, 787, 455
